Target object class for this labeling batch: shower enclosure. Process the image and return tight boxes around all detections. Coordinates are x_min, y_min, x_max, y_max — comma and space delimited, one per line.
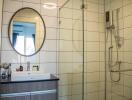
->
58, 0, 105, 100
58, 0, 84, 100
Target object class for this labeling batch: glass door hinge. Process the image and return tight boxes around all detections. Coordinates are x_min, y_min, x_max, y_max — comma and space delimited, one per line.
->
81, 4, 87, 9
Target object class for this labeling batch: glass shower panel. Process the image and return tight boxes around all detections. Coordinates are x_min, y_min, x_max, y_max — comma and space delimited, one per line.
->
58, 0, 83, 100
84, 0, 105, 100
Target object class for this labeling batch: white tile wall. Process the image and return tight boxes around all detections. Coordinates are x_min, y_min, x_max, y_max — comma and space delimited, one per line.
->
106, 0, 132, 100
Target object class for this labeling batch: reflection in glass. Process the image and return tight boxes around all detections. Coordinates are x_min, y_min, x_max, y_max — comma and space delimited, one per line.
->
13, 22, 36, 55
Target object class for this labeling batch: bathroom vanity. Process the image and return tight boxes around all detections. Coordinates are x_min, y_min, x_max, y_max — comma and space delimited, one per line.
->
0, 75, 59, 100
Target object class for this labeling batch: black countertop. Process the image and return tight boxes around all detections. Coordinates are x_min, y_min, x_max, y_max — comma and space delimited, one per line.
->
0, 74, 59, 84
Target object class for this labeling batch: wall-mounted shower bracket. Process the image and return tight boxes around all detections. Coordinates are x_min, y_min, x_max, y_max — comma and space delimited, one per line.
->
81, 4, 87, 9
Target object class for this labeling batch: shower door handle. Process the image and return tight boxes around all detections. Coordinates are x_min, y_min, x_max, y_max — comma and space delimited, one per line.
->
108, 46, 113, 67
109, 46, 113, 60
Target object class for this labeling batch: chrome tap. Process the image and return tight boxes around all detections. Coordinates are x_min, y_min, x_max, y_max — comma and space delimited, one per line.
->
27, 61, 30, 71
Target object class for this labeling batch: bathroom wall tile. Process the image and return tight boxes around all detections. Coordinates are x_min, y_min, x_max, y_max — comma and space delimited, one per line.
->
40, 63, 57, 74
100, 52, 105, 61
72, 73, 82, 84
59, 74, 73, 85
87, 21, 99, 31
73, 9, 82, 20
112, 84, 124, 96
59, 18, 72, 29
87, 2, 99, 12
60, 8, 72, 19
0, 0, 3, 12
59, 96, 72, 100
25, 53, 40, 63
1, 51, 20, 63
99, 33, 105, 42
72, 63, 83, 73
3, 12, 13, 25
40, 51, 57, 63
86, 92, 99, 100
58, 0, 72, 8
124, 4, 132, 17
71, 84, 82, 95
87, 12, 98, 22
86, 32, 99, 41
99, 13, 105, 23
72, 41, 83, 52
59, 85, 72, 96
22, 2, 41, 12
123, 0, 132, 6
87, 0, 99, 4
110, 0, 123, 9
73, 52, 83, 63
86, 52, 100, 61
99, 91, 105, 100
124, 39, 132, 51
111, 93, 124, 100
73, 0, 82, 9
42, 40, 57, 51
42, 0, 58, 4
99, 23, 105, 33
2, 37, 13, 50
99, 0, 104, 5
124, 74, 132, 87
86, 62, 100, 72
58, 63, 73, 74
43, 16, 58, 28
86, 42, 99, 51
87, 82, 99, 93
73, 19, 83, 31
124, 87, 132, 99
59, 52, 73, 62
59, 40, 73, 51
72, 94, 82, 100
73, 30, 83, 40
124, 15, 132, 28
46, 27, 57, 39
99, 4, 104, 13
3, 0, 22, 12
41, 5, 58, 17
100, 62, 105, 71
124, 52, 132, 63
87, 72, 100, 82
2, 25, 8, 37
23, 0, 41, 4
99, 82, 105, 91
59, 29, 72, 40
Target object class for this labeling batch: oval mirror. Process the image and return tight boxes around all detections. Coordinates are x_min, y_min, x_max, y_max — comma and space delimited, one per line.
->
8, 7, 46, 56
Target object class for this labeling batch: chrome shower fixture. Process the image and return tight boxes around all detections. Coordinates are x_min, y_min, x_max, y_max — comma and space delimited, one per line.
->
106, 8, 123, 82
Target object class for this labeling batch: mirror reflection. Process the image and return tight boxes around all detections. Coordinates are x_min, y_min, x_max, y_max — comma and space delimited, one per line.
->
9, 8, 46, 56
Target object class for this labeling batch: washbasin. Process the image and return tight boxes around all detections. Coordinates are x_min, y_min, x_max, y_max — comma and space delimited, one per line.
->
11, 71, 51, 81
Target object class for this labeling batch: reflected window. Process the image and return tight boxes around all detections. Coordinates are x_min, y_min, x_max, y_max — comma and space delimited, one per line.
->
15, 36, 24, 54
12, 21, 36, 55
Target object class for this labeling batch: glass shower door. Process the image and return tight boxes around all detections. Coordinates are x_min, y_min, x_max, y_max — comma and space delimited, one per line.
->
58, 0, 84, 100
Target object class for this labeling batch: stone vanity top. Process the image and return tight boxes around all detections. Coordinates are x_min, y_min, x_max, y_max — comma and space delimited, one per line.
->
0, 74, 59, 84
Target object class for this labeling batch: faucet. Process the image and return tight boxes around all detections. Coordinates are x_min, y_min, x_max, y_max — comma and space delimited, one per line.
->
27, 61, 30, 71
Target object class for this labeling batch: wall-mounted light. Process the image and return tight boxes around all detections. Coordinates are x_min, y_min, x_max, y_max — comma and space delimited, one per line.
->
43, 3, 57, 9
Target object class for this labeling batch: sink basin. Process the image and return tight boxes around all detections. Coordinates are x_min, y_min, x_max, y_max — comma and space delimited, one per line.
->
11, 71, 51, 81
